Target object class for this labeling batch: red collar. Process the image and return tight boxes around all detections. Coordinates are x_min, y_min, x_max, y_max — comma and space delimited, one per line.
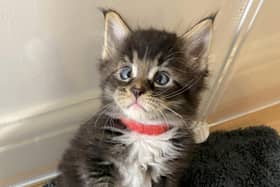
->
120, 117, 169, 136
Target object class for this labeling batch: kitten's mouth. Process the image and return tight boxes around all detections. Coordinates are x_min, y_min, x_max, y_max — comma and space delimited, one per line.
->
127, 100, 146, 112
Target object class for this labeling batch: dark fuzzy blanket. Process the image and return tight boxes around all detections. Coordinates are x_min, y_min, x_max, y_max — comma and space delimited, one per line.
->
181, 126, 280, 187
44, 126, 280, 187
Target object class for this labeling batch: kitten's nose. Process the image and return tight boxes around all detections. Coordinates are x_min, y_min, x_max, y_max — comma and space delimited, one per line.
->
130, 87, 145, 98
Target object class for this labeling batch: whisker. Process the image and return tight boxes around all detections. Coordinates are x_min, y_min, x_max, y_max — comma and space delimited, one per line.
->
164, 75, 202, 99
99, 116, 112, 142
158, 103, 189, 127
153, 79, 195, 98
93, 103, 114, 127
158, 110, 169, 126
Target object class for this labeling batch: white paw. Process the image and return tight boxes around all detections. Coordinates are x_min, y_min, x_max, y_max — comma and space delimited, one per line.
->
193, 122, 210, 143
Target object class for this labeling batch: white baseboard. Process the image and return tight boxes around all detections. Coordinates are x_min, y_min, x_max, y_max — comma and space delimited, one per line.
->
0, 90, 101, 187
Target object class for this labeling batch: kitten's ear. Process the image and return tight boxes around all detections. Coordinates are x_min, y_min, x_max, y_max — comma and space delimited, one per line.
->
101, 9, 131, 59
183, 18, 213, 69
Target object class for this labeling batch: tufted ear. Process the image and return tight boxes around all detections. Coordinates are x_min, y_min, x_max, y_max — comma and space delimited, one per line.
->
183, 18, 213, 70
101, 9, 131, 59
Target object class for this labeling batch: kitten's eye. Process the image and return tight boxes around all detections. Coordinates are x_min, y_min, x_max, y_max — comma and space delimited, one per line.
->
119, 66, 132, 81
154, 71, 170, 86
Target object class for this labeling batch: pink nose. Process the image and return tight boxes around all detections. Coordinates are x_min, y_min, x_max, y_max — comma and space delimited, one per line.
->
130, 87, 145, 98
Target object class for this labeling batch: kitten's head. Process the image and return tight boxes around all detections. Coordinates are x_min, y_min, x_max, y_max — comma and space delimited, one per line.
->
99, 10, 213, 126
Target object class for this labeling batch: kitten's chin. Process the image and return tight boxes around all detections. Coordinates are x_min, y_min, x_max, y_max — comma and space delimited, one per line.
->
128, 103, 147, 112
122, 107, 160, 125
116, 98, 172, 125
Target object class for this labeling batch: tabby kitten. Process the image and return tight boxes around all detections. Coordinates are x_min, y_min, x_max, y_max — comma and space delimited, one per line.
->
58, 9, 213, 187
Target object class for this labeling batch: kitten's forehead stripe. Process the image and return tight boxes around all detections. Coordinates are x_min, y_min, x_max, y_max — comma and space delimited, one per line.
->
130, 50, 158, 80
123, 56, 130, 63
160, 60, 171, 67
132, 64, 137, 77
148, 67, 159, 80
132, 50, 139, 63
122, 29, 180, 63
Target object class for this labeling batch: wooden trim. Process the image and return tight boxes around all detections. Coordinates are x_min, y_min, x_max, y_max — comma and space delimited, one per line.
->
210, 103, 280, 133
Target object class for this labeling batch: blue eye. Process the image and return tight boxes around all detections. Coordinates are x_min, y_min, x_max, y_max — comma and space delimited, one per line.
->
119, 66, 132, 81
154, 71, 170, 86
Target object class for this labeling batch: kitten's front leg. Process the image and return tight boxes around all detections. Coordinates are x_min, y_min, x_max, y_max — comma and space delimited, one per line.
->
58, 155, 116, 187
58, 169, 115, 187
85, 176, 114, 187
82, 159, 116, 187
87, 180, 114, 187
153, 176, 180, 187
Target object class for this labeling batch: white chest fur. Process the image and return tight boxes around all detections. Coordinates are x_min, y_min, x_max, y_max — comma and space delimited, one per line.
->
114, 128, 180, 187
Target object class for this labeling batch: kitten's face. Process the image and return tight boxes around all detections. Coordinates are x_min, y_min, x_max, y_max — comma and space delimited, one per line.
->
99, 10, 213, 126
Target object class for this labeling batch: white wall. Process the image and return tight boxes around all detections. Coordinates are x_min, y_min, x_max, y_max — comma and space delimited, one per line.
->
0, 0, 103, 118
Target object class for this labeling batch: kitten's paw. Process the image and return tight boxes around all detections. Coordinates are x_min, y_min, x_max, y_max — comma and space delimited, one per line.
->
193, 122, 209, 143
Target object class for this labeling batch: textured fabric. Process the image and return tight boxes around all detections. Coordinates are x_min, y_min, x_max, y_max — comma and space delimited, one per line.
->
181, 126, 280, 187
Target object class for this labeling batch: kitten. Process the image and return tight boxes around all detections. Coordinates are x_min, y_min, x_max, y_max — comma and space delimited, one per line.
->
58, 9, 213, 187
